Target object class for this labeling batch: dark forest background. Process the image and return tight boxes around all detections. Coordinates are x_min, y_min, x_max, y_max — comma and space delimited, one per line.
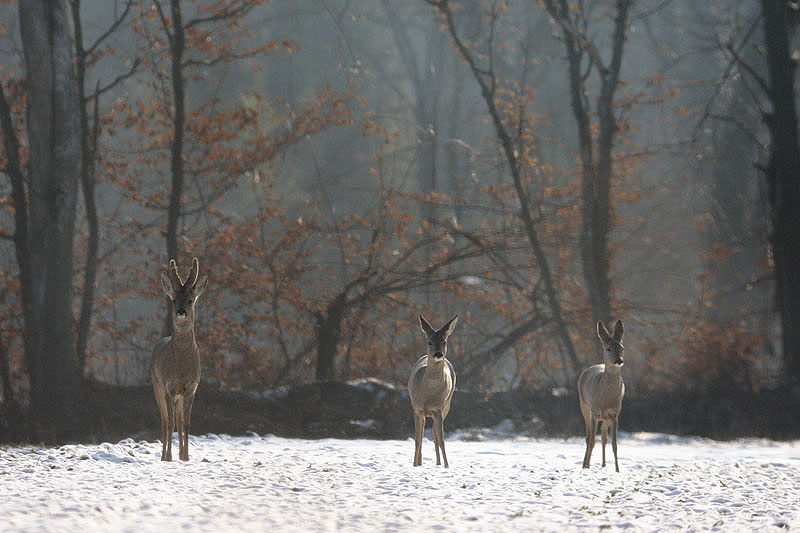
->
2, 0, 800, 443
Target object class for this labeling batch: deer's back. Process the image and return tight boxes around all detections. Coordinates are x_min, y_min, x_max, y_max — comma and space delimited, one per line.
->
150, 336, 201, 395
578, 363, 624, 417
408, 355, 456, 416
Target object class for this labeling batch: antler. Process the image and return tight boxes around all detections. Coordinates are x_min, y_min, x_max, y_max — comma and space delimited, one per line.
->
168, 259, 182, 287
186, 257, 200, 287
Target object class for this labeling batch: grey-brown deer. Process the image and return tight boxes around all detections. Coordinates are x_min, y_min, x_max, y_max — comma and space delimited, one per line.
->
408, 315, 458, 467
578, 319, 625, 472
150, 258, 208, 461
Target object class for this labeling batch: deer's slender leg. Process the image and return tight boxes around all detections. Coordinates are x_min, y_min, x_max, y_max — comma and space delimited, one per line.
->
601, 420, 608, 467
581, 401, 594, 468
175, 395, 186, 461
433, 412, 448, 468
433, 416, 442, 466
153, 383, 170, 461
433, 421, 441, 466
181, 391, 195, 461
611, 417, 619, 472
161, 394, 170, 461
164, 396, 176, 462
413, 412, 424, 466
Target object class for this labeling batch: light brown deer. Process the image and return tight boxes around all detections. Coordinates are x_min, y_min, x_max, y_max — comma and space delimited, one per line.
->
578, 319, 625, 472
408, 315, 458, 467
150, 258, 207, 461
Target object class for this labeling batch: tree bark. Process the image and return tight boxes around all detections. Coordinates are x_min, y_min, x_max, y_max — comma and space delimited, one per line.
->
18, 0, 86, 440
0, 317, 11, 409
314, 293, 347, 381
760, 0, 800, 382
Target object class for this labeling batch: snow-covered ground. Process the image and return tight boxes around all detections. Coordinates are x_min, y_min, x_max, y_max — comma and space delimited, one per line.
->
1, 430, 798, 531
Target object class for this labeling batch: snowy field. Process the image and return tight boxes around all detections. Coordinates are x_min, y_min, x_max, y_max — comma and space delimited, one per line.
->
1, 431, 799, 531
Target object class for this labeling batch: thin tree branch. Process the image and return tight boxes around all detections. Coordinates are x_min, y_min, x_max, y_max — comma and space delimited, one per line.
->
85, 57, 141, 102
152, 0, 174, 47
84, 0, 135, 57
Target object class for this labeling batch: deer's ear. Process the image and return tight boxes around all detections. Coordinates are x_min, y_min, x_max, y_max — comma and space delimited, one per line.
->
597, 320, 611, 341
194, 274, 208, 298
160, 272, 174, 299
441, 315, 459, 337
613, 319, 624, 341
419, 315, 435, 337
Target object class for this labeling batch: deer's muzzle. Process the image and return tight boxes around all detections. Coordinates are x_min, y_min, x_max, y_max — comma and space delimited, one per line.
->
176, 308, 188, 319
433, 352, 444, 361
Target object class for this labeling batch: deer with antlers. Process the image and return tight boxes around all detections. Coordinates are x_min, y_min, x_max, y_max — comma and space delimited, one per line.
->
150, 258, 208, 461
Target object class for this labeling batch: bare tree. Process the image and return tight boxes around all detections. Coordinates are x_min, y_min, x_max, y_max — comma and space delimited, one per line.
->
312, 188, 481, 382
146, 0, 269, 333
425, 0, 580, 374
711, 0, 800, 383
758, 0, 800, 382
70, 0, 139, 371
13, 0, 85, 439
540, 0, 632, 331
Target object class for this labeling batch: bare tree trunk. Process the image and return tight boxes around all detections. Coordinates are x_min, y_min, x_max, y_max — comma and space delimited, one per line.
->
760, 0, 800, 383
157, 0, 187, 335
18, 0, 86, 440
71, 0, 100, 372
542, 0, 631, 331
0, 86, 33, 381
314, 293, 347, 381
0, 319, 11, 408
166, 0, 186, 266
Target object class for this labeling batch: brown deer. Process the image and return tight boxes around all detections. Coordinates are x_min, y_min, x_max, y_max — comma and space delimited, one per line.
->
578, 319, 625, 472
150, 258, 207, 461
408, 315, 458, 467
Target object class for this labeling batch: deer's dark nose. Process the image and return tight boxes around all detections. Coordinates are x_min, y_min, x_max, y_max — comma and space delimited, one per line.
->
614, 357, 624, 366
433, 352, 444, 360
176, 308, 187, 318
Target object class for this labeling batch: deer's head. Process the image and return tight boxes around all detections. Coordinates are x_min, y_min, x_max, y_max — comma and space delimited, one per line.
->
161, 258, 208, 328
597, 319, 624, 368
419, 315, 458, 364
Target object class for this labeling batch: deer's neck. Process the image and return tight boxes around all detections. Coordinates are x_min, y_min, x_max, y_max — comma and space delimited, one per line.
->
602, 364, 623, 385
170, 324, 197, 352
423, 358, 448, 382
